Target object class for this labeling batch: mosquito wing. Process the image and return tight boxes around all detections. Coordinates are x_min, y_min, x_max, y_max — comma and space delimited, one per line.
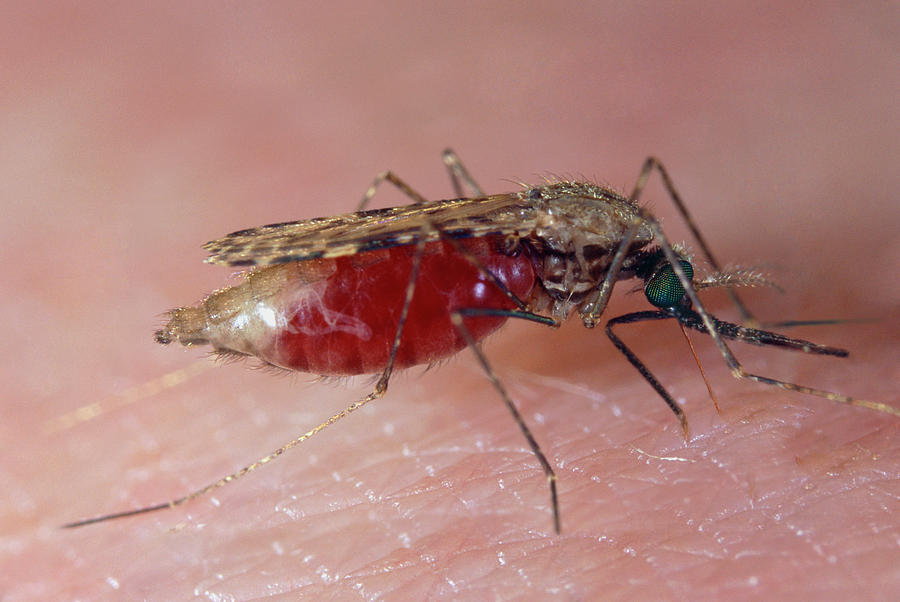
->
203, 193, 538, 266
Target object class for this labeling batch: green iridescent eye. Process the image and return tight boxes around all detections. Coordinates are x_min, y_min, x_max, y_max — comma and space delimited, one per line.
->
644, 260, 694, 308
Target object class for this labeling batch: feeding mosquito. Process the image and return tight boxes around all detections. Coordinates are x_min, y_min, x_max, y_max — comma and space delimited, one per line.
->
63, 150, 899, 532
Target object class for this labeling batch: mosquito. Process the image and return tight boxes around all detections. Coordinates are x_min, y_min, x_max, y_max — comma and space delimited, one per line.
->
63, 150, 898, 532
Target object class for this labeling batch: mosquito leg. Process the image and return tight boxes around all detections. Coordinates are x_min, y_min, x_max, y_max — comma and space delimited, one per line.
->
357, 171, 430, 211
61, 387, 387, 529
442, 148, 485, 198
455, 307, 556, 327
450, 306, 561, 533
356, 148, 485, 212
605, 310, 690, 438
630, 157, 755, 323
582, 221, 643, 327
437, 233, 533, 312
63, 225, 435, 530
373, 225, 431, 390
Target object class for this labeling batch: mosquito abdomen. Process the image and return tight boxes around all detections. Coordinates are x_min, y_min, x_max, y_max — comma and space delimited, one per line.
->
157, 238, 536, 375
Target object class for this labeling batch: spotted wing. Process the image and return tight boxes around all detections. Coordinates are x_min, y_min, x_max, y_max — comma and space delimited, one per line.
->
203, 193, 538, 266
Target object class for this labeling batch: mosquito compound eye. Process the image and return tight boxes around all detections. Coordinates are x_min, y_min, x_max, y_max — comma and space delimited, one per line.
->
644, 260, 694, 308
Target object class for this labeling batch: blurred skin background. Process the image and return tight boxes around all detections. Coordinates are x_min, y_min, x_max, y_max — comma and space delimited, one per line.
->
3, 3, 899, 599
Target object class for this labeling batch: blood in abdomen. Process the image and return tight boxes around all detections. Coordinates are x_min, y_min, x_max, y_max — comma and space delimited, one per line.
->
265, 237, 535, 375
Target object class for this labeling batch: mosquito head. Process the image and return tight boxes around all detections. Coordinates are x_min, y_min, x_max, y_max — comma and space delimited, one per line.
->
643, 258, 694, 309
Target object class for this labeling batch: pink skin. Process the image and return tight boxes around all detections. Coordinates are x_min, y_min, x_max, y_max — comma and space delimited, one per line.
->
4, 4, 899, 600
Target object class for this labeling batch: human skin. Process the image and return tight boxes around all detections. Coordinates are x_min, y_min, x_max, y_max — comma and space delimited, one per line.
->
3, 3, 899, 600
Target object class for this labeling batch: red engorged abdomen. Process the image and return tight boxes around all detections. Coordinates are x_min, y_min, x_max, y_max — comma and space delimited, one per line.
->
265, 237, 536, 375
